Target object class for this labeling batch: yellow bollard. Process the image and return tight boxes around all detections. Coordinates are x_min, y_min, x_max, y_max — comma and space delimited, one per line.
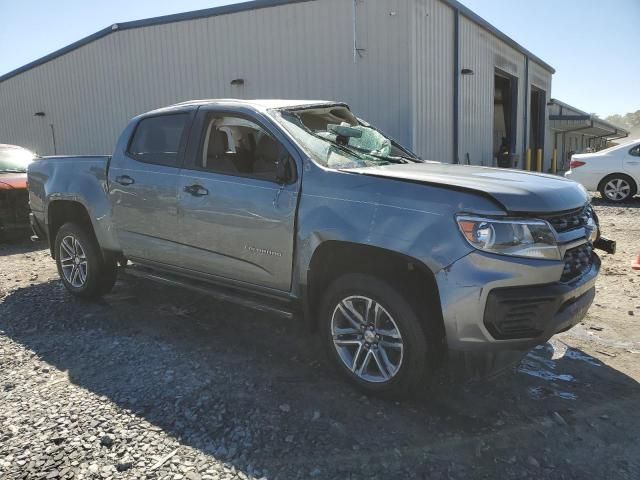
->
536, 149, 542, 172
552, 149, 557, 174
525, 149, 531, 171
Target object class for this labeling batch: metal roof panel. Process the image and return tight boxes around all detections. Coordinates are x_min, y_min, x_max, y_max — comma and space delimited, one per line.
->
0, 0, 555, 83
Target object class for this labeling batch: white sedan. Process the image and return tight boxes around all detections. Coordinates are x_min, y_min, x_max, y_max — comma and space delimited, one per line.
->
565, 139, 640, 202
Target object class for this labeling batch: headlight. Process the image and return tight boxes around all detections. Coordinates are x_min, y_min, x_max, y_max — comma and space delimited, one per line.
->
456, 215, 561, 260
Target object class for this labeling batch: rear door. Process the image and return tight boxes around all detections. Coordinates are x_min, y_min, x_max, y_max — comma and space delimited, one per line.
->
108, 110, 194, 265
624, 143, 640, 185
176, 107, 301, 291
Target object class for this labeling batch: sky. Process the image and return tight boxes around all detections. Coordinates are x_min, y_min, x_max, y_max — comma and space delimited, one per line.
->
1, 0, 638, 118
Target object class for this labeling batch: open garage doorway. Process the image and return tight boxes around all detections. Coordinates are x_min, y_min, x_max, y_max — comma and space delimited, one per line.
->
529, 86, 546, 170
493, 69, 518, 168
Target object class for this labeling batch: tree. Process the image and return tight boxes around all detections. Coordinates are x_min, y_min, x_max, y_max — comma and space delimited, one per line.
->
605, 110, 640, 138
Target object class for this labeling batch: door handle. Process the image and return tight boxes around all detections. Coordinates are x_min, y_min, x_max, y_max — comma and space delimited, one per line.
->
628, 161, 640, 165
115, 175, 135, 186
184, 184, 209, 197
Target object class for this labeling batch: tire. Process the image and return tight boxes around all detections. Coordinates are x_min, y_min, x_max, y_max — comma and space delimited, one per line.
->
599, 173, 637, 203
54, 222, 118, 298
319, 273, 431, 398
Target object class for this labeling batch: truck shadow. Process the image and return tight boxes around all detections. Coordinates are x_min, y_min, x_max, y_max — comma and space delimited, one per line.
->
2, 278, 640, 478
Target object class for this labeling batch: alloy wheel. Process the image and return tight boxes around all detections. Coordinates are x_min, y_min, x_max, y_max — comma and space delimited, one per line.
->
604, 178, 631, 201
331, 295, 404, 383
59, 235, 88, 288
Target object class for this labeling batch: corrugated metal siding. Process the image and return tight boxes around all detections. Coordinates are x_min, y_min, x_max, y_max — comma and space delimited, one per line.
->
0, 0, 413, 156
528, 61, 553, 170
529, 61, 551, 93
458, 16, 527, 167
411, 0, 454, 161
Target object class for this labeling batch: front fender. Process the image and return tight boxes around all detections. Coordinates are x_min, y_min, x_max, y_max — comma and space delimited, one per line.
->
292, 163, 505, 297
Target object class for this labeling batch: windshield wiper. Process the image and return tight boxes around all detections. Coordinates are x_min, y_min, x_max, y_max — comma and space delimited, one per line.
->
359, 151, 411, 164
345, 147, 413, 164
0, 169, 27, 173
392, 153, 423, 163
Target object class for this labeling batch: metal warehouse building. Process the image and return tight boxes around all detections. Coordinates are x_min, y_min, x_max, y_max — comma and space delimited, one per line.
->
0, 0, 556, 170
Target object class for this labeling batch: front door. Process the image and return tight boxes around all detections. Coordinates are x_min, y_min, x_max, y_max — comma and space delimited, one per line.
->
176, 108, 300, 291
108, 111, 192, 265
624, 143, 640, 184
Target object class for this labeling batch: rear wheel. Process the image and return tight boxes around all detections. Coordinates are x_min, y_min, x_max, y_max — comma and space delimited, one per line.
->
320, 273, 431, 398
599, 174, 637, 203
54, 222, 117, 298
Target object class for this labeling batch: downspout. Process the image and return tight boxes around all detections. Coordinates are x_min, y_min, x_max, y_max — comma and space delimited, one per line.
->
352, 0, 357, 63
522, 56, 529, 168
453, 9, 460, 164
49, 123, 57, 155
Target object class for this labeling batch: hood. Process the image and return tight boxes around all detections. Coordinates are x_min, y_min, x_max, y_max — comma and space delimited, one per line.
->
0, 172, 28, 190
345, 163, 588, 213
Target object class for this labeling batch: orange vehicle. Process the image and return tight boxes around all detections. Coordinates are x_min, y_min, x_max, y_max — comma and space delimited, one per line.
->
0, 144, 35, 239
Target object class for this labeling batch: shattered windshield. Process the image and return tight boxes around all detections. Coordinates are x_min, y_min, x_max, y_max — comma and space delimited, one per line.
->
0, 146, 34, 173
272, 105, 421, 169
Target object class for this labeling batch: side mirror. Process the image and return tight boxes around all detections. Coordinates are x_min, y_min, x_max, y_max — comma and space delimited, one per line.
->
275, 155, 294, 185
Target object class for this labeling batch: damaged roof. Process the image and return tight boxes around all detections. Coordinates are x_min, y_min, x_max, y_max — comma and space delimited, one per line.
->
0, 0, 554, 83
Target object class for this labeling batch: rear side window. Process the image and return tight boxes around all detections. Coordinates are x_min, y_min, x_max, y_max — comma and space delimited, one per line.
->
128, 114, 188, 167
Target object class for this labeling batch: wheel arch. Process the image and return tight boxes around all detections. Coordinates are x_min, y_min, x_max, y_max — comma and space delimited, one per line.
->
47, 200, 92, 255
46, 199, 119, 266
305, 240, 445, 346
597, 172, 638, 194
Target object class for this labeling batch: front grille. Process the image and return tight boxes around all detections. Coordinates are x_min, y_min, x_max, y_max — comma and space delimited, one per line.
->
545, 205, 593, 233
0, 189, 30, 227
561, 243, 593, 283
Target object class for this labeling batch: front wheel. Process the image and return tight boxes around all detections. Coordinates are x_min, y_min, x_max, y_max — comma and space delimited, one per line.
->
54, 222, 117, 298
320, 274, 431, 398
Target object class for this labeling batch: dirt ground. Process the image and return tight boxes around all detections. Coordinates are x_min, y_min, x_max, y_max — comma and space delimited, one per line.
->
1, 195, 639, 480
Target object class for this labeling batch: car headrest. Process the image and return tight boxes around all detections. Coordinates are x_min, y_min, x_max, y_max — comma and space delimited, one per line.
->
257, 134, 279, 162
208, 129, 228, 156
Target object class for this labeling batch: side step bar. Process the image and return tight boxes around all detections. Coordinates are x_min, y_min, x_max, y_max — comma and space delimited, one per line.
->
121, 265, 296, 320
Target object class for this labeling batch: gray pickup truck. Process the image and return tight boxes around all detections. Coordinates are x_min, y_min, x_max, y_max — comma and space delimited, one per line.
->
28, 99, 612, 396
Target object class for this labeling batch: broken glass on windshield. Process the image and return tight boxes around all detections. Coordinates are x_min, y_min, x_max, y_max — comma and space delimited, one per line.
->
273, 105, 420, 170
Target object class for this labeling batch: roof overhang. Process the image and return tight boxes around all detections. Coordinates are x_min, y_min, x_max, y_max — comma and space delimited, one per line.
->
548, 99, 629, 140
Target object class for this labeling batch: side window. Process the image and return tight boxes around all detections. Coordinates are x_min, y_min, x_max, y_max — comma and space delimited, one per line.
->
199, 115, 284, 182
128, 114, 189, 167
629, 145, 640, 157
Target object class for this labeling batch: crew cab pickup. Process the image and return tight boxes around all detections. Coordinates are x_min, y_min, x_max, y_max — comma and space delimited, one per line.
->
28, 99, 611, 396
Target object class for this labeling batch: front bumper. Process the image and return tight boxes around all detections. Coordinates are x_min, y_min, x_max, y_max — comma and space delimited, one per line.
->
435, 249, 600, 352
0, 219, 31, 233
0, 188, 30, 236
0, 215, 31, 237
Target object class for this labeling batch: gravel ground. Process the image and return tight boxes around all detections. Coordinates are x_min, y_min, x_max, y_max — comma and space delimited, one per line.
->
1, 195, 639, 480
